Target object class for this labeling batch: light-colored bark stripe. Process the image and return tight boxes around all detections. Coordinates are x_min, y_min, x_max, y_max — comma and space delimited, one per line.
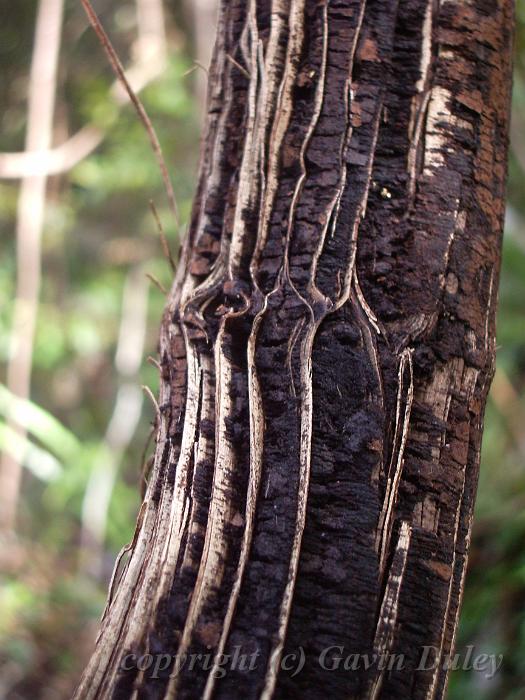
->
370, 521, 412, 700
250, 0, 306, 286
376, 348, 414, 577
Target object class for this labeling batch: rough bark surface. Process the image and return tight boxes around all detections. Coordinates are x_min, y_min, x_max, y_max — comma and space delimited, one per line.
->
76, 1, 514, 698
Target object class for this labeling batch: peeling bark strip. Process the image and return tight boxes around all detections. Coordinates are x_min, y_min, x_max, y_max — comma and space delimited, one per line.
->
76, 1, 514, 698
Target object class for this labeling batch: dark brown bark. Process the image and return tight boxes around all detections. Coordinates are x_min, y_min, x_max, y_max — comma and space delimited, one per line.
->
76, 1, 514, 698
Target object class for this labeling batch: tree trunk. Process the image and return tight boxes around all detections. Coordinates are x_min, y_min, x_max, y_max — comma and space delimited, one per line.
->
76, 1, 514, 698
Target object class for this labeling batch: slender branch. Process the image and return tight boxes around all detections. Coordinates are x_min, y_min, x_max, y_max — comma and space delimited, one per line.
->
79, 0, 170, 574
149, 200, 176, 272
80, 0, 179, 227
146, 272, 168, 295
0, 1, 169, 182
0, 126, 102, 179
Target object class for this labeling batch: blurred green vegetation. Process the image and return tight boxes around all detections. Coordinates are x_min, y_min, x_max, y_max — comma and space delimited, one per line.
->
0, 1, 200, 695
0, 2, 524, 698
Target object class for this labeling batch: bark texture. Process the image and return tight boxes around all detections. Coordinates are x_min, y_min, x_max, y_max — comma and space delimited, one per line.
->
76, 1, 514, 698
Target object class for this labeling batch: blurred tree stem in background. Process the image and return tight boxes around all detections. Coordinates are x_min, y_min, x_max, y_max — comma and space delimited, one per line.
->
187, 0, 217, 111
77, 0, 168, 580
135, 0, 168, 68
0, 0, 168, 536
80, 265, 149, 579
0, 1, 200, 695
0, 0, 168, 181
0, 0, 64, 534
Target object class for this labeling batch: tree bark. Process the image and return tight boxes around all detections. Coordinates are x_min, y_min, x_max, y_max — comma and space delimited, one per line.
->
76, 1, 514, 698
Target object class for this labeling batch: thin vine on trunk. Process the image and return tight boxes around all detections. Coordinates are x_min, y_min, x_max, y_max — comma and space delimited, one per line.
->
76, 1, 514, 698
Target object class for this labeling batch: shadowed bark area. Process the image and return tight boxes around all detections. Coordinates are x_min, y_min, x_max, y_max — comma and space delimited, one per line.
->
75, 1, 514, 698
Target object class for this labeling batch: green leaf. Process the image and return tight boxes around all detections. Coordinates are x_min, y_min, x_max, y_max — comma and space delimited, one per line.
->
0, 420, 62, 481
0, 384, 81, 461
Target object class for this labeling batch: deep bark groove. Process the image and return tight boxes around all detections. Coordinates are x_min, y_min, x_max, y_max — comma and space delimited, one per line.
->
76, 1, 514, 698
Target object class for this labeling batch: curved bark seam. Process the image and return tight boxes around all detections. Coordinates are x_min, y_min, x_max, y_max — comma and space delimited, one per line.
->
165, 9, 262, 696
377, 348, 414, 577
370, 520, 413, 700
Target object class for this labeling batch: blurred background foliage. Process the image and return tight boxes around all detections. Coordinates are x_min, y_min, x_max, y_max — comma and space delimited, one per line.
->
0, 1, 523, 698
